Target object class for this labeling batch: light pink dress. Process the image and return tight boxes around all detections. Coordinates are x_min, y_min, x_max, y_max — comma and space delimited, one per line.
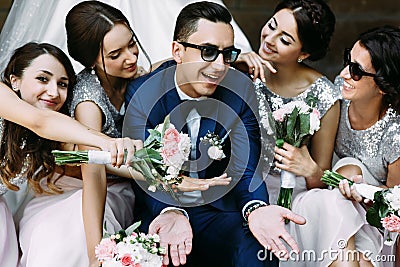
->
0, 196, 19, 267
18, 176, 135, 267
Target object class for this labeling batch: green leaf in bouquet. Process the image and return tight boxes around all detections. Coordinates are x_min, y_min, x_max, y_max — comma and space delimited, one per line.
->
299, 113, 310, 136
267, 112, 277, 134
366, 207, 383, 228
144, 129, 161, 147
305, 94, 318, 108
161, 114, 171, 137
125, 221, 141, 236
286, 107, 299, 141
276, 139, 285, 148
378, 204, 390, 219
134, 148, 162, 161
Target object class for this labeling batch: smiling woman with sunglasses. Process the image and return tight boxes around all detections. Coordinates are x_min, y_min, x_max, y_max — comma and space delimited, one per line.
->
343, 47, 376, 81
330, 25, 400, 266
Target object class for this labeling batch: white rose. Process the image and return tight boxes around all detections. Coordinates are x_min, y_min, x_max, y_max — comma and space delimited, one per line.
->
116, 242, 135, 257
155, 122, 175, 133
178, 134, 191, 159
148, 185, 157, 192
385, 187, 400, 211
309, 111, 321, 134
164, 152, 185, 169
140, 251, 163, 267
384, 239, 395, 246
166, 166, 180, 177
102, 259, 122, 267
207, 146, 225, 160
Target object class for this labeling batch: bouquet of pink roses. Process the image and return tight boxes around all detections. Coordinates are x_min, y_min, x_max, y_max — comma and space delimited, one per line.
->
322, 170, 400, 245
367, 185, 400, 245
52, 115, 191, 200
95, 221, 165, 267
268, 97, 320, 211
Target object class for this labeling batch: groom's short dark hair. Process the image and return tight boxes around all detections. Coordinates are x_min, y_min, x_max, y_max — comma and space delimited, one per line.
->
173, 1, 232, 42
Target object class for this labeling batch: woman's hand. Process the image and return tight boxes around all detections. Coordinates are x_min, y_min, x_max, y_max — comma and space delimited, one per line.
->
234, 51, 276, 82
338, 175, 364, 202
173, 173, 232, 192
100, 137, 143, 168
274, 143, 318, 177
274, 143, 324, 188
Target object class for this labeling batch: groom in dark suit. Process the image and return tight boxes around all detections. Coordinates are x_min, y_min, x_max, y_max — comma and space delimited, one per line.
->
124, 2, 305, 266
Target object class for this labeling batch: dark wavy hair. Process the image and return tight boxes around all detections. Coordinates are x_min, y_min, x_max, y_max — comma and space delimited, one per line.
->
173, 1, 232, 42
66, 0, 150, 69
0, 42, 76, 194
274, 0, 335, 61
358, 25, 400, 113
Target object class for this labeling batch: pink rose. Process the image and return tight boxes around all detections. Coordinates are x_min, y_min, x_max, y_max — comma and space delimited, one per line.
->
130, 232, 138, 238
382, 214, 400, 232
163, 128, 180, 143
161, 141, 179, 160
272, 108, 287, 122
120, 254, 136, 266
95, 238, 117, 261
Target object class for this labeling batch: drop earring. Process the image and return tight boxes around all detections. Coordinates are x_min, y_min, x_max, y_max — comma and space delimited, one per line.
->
12, 84, 18, 92
91, 67, 99, 83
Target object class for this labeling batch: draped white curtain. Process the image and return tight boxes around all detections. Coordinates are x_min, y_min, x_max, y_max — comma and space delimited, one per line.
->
0, 0, 252, 73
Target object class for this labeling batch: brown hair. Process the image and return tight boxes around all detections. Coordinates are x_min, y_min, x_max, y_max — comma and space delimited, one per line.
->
0, 42, 76, 194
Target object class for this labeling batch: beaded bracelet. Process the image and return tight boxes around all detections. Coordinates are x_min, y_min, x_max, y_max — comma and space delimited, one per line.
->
244, 202, 267, 222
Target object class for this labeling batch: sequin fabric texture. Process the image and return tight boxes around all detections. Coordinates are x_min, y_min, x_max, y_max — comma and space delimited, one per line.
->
254, 76, 341, 172
68, 68, 126, 180
334, 78, 400, 183
68, 68, 123, 139
0, 118, 28, 195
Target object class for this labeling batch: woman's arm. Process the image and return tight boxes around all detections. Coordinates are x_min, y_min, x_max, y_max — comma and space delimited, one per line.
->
72, 101, 107, 267
105, 165, 231, 192
0, 83, 132, 166
307, 101, 340, 187
386, 157, 400, 188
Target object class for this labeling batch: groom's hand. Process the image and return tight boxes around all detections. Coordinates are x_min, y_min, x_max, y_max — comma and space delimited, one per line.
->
149, 210, 193, 266
248, 205, 306, 259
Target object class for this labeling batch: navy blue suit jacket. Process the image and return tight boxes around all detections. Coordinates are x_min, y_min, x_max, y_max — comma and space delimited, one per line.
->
124, 60, 269, 219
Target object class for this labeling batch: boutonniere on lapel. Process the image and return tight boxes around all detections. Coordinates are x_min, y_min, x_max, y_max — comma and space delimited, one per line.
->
200, 129, 231, 160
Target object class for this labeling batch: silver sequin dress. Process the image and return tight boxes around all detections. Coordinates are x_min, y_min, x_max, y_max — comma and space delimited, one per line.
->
335, 99, 400, 185
254, 77, 384, 267
254, 76, 341, 201
18, 68, 135, 267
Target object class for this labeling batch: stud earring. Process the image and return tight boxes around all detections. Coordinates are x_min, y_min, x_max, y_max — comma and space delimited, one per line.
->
297, 58, 303, 63
12, 84, 18, 92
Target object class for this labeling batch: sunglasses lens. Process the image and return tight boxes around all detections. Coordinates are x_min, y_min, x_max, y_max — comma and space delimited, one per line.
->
349, 63, 362, 81
223, 49, 239, 63
201, 47, 218, 61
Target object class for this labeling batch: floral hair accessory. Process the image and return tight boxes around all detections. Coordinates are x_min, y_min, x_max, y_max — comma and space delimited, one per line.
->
200, 129, 231, 160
